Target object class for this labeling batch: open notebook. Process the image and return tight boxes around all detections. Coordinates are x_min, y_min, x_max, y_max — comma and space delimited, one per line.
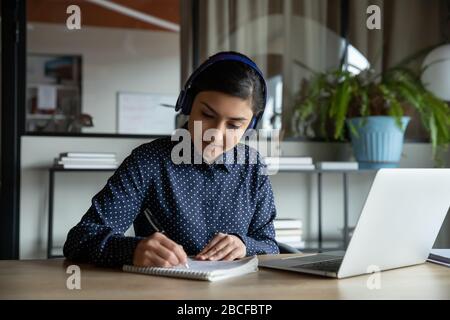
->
123, 256, 258, 282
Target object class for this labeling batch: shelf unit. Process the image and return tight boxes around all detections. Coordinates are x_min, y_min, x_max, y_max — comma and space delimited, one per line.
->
47, 165, 378, 258
47, 167, 117, 258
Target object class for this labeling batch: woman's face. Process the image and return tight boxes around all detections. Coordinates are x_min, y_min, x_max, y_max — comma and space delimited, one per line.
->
188, 91, 254, 162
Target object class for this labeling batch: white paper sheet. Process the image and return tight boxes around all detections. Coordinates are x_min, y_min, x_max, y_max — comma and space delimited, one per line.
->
117, 92, 176, 135
172, 257, 255, 272
37, 85, 57, 110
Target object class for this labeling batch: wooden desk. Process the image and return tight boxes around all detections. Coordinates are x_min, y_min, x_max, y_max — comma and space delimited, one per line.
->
0, 254, 448, 299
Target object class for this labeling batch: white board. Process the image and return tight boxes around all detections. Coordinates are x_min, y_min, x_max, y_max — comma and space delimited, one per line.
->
117, 92, 177, 135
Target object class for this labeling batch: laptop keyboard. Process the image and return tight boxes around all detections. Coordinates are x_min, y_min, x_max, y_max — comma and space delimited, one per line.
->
293, 259, 343, 273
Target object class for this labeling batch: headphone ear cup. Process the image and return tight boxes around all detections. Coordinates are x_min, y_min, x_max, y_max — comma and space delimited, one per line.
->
246, 117, 257, 131
175, 90, 186, 113
181, 90, 195, 115
176, 89, 195, 115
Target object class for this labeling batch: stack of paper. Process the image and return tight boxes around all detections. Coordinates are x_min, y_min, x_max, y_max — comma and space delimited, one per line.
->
274, 218, 304, 249
264, 157, 315, 171
315, 161, 359, 170
427, 249, 450, 268
54, 152, 118, 169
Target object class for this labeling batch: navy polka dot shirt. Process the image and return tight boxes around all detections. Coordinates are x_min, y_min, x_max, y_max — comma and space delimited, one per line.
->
63, 136, 279, 267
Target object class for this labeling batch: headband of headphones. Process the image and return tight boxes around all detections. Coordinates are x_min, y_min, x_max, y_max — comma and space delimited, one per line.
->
175, 51, 267, 130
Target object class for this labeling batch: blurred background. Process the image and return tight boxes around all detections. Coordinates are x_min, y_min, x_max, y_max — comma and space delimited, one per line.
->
1, 0, 449, 260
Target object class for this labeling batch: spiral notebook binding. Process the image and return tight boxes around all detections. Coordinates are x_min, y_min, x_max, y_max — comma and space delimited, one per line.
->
124, 265, 211, 280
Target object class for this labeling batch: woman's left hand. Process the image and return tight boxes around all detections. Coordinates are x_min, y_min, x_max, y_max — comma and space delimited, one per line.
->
195, 232, 246, 261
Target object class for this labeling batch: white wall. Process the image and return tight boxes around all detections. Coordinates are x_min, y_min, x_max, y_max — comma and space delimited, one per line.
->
27, 22, 180, 133
20, 136, 450, 259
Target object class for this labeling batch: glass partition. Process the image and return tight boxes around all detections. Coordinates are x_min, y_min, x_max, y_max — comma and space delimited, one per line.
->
194, 0, 447, 141
26, 0, 180, 135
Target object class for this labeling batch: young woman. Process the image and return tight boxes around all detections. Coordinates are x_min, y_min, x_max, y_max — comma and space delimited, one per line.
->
63, 52, 279, 268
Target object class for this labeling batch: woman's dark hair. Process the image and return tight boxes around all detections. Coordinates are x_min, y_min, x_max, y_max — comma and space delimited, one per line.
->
191, 57, 266, 115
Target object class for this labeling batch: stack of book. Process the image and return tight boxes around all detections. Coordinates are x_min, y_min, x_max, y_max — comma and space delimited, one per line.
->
274, 218, 305, 249
54, 152, 118, 169
264, 156, 315, 171
315, 161, 359, 170
427, 249, 450, 268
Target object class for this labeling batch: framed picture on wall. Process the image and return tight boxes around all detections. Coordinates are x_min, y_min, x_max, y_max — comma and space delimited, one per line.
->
26, 54, 82, 133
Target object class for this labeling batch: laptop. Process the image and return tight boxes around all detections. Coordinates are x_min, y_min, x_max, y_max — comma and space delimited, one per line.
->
260, 169, 450, 278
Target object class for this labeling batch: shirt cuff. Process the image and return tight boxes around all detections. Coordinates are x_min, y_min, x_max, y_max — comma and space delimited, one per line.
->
230, 233, 280, 256
99, 235, 145, 267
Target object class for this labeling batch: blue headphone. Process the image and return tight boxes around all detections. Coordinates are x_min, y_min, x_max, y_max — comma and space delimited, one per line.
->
175, 51, 267, 130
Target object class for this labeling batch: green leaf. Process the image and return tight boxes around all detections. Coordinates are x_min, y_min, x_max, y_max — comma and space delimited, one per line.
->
330, 77, 352, 140
380, 84, 403, 129
360, 87, 369, 117
347, 121, 359, 138
429, 115, 438, 158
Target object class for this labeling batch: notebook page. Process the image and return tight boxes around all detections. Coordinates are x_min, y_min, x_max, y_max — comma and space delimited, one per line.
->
171, 256, 256, 273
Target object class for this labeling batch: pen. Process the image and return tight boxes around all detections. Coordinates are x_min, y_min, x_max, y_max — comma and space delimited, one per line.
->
143, 208, 189, 269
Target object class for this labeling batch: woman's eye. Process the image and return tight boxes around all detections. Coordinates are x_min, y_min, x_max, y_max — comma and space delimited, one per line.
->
227, 123, 241, 129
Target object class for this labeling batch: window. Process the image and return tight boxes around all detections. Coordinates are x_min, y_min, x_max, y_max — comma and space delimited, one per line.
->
190, 0, 448, 141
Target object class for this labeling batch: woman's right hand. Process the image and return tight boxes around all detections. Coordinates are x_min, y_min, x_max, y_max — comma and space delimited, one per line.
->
132, 232, 188, 267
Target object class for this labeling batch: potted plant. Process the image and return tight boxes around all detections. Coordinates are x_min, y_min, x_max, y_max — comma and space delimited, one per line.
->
292, 63, 450, 168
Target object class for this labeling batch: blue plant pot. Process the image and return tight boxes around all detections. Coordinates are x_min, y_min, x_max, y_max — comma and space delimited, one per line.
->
346, 116, 410, 169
